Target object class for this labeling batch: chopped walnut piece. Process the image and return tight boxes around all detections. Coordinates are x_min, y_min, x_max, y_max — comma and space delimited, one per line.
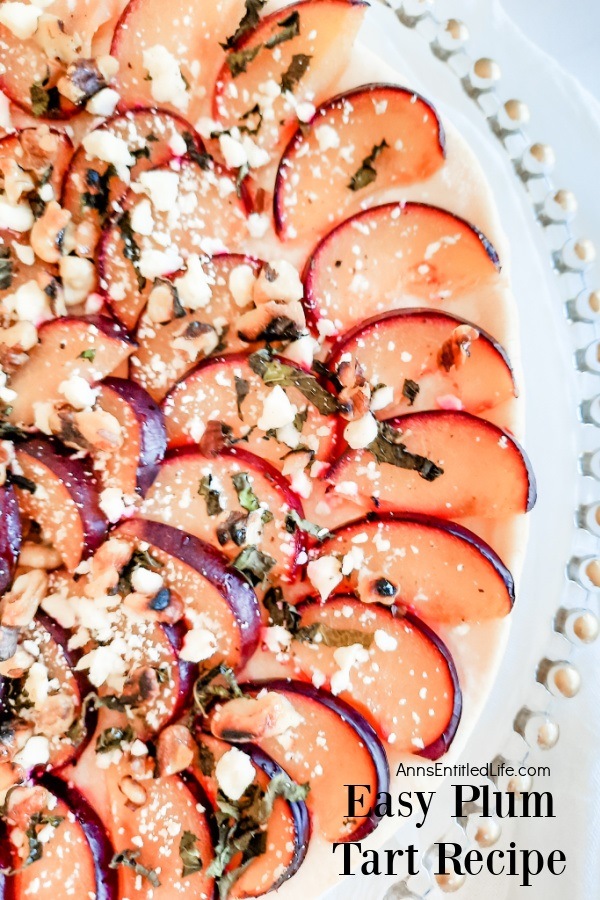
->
0, 570, 48, 629
210, 692, 303, 742
119, 775, 148, 808
18, 541, 62, 571
438, 324, 479, 371
156, 724, 195, 776
237, 298, 305, 343
336, 357, 371, 421
5, 785, 50, 830
30, 692, 77, 737
30, 201, 72, 264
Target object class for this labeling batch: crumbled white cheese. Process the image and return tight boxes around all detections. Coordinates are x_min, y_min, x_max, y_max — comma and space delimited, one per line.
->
296, 101, 315, 123
307, 555, 343, 601
12, 242, 34, 266
174, 254, 212, 309
6, 279, 51, 323
228, 263, 255, 308
263, 625, 292, 653
33, 401, 54, 435
138, 247, 184, 280
374, 629, 398, 652
82, 131, 134, 181
130, 198, 154, 236
257, 385, 297, 431
330, 643, 369, 696
23, 661, 49, 708
180, 627, 217, 663
344, 413, 379, 449
168, 132, 188, 156
283, 334, 317, 369
130, 566, 163, 596
370, 385, 394, 412
86, 87, 120, 117
0, 197, 34, 233
0, 2, 42, 40
219, 133, 248, 169
142, 45, 189, 111
59, 374, 97, 410
98, 487, 127, 523
241, 135, 270, 169
315, 124, 340, 152
76, 644, 127, 687
257, 259, 303, 303
246, 213, 269, 238
215, 747, 255, 801
14, 735, 50, 770
138, 169, 179, 212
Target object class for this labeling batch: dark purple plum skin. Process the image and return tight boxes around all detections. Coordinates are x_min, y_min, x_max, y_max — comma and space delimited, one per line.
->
162, 620, 199, 723
115, 518, 261, 666
101, 377, 167, 495
0, 483, 21, 595
16, 438, 108, 562
246, 744, 311, 888
37, 314, 136, 346
37, 773, 119, 900
322, 511, 516, 609
295, 594, 463, 761
240, 678, 390, 842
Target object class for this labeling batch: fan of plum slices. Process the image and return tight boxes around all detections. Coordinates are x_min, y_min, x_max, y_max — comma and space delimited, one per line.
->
0, 0, 536, 897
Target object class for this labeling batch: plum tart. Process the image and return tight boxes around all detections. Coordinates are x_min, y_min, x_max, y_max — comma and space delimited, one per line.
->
0, 0, 535, 897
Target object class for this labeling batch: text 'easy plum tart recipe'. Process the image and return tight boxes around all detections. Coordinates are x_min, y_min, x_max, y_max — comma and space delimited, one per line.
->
0, 0, 535, 897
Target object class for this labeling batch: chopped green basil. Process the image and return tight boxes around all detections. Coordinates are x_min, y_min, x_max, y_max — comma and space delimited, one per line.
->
285, 509, 332, 541
78, 348, 97, 362
348, 140, 389, 192
0, 247, 13, 291
234, 375, 250, 417
221, 0, 268, 49
30, 82, 61, 118
179, 830, 203, 877
232, 472, 260, 512
193, 664, 244, 715
280, 53, 311, 93
249, 350, 339, 416
110, 849, 160, 888
95, 725, 135, 754
232, 545, 276, 586
263, 586, 300, 632
368, 421, 444, 481
198, 474, 222, 517
402, 379, 420, 406
295, 622, 374, 649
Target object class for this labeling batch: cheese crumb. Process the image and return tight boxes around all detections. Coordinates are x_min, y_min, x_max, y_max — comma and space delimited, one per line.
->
215, 748, 255, 801
229, 263, 255, 308
0, 3, 42, 39
307, 555, 343, 601
174, 254, 212, 309
257, 385, 297, 431
59, 374, 97, 410
142, 45, 189, 111
344, 413, 379, 449
138, 169, 179, 212
180, 627, 217, 663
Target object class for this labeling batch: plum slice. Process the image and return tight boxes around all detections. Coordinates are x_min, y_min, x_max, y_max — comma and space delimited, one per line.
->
105, 771, 215, 899
0, 483, 21, 595
329, 410, 536, 519
0, 128, 73, 203
113, 518, 261, 668
326, 309, 516, 418
291, 595, 461, 756
7, 315, 135, 427
162, 352, 339, 470
95, 377, 167, 496
131, 253, 262, 402
4, 776, 116, 900
61, 108, 203, 249
0, 29, 78, 120
189, 734, 310, 897
15, 439, 107, 571
214, 0, 367, 160
310, 514, 514, 624
142, 446, 305, 584
0, 613, 92, 775
275, 84, 445, 241
111, 0, 246, 120
303, 201, 501, 336
99, 159, 249, 330
211, 679, 389, 842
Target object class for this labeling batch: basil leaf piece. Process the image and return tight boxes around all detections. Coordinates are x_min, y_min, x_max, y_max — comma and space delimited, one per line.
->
198, 474, 222, 516
227, 45, 262, 78
30, 82, 61, 118
221, 0, 268, 49
118, 211, 146, 291
196, 739, 216, 776
232, 472, 260, 512
193, 663, 245, 715
6, 472, 36, 493
348, 140, 390, 192
285, 509, 332, 541
0, 813, 65, 874
368, 422, 444, 482
78, 348, 97, 362
110, 849, 161, 888
402, 379, 420, 406
232, 545, 276, 586
234, 376, 250, 417
0, 248, 13, 291
249, 350, 339, 416
95, 725, 135, 753
182, 131, 213, 170
179, 830, 203, 877
265, 11, 300, 49
294, 623, 374, 649
280, 53, 311, 93
263, 586, 300, 632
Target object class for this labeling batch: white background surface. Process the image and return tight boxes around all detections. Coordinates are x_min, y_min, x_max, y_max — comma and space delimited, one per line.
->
327, 2, 600, 899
